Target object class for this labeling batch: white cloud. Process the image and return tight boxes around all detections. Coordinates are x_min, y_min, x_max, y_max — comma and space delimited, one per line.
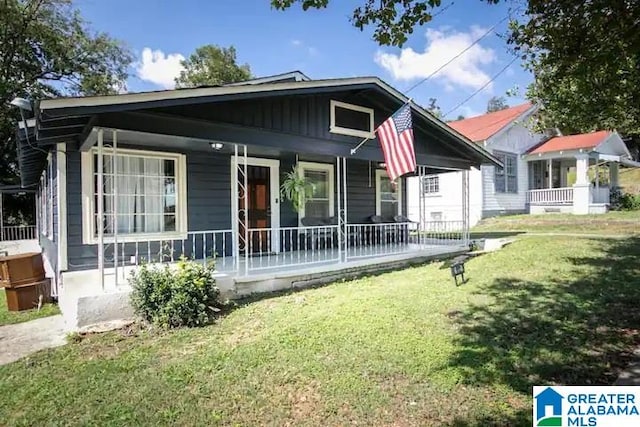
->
374, 26, 497, 90
136, 47, 185, 89
290, 39, 319, 57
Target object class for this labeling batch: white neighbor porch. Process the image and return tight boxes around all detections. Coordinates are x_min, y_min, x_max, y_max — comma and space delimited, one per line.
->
524, 131, 636, 215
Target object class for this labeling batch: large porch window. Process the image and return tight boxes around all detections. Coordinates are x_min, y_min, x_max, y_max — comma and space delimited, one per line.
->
298, 161, 334, 220
375, 169, 402, 217
81, 148, 187, 243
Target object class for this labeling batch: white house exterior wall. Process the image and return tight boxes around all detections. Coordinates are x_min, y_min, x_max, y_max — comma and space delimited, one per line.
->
482, 122, 544, 216
408, 112, 545, 223
407, 167, 483, 226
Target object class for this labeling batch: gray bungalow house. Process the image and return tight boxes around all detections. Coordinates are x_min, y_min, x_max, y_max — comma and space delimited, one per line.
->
15, 71, 498, 329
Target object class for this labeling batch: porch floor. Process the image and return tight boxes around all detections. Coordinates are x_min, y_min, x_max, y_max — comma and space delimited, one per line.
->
214, 242, 467, 279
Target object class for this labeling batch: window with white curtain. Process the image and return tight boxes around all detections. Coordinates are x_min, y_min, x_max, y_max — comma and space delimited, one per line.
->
82, 148, 187, 243
298, 162, 334, 221
376, 169, 402, 218
422, 175, 440, 195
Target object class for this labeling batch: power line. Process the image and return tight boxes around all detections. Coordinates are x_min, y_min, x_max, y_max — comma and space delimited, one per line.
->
405, 11, 514, 95
443, 55, 519, 118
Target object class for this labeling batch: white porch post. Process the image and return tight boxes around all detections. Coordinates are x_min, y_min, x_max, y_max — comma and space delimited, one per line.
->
547, 159, 553, 188
610, 162, 619, 188
573, 153, 590, 215
462, 169, 470, 246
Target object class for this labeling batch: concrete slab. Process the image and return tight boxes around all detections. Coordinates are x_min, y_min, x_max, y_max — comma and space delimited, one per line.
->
0, 315, 67, 366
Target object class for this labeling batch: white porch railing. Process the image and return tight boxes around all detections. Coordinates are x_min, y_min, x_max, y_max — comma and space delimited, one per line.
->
0, 225, 37, 241
105, 221, 466, 283
592, 187, 610, 204
526, 187, 574, 205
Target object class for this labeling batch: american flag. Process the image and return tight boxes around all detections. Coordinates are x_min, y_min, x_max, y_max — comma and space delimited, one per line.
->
376, 103, 416, 181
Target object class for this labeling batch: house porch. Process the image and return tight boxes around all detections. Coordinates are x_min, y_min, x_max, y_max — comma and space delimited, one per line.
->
525, 154, 619, 214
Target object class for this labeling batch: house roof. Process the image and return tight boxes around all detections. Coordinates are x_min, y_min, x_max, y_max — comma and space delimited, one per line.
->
528, 130, 612, 154
448, 102, 534, 142
18, 74, 500, 186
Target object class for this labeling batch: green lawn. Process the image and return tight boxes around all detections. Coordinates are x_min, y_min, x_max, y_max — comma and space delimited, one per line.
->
1, 235, 639, 426
0, 288, 59, 326
473, 210, 640, 236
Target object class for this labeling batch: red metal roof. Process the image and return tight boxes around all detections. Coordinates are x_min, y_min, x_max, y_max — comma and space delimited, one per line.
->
528, 130, 611, 154
448, 102, 533, 142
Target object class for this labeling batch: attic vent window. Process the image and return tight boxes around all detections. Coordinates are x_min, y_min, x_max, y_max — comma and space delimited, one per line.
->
330, 100, 375, 139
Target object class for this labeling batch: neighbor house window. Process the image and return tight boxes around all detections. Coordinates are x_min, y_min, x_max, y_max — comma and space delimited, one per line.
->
329, 100, 375, 139
298, 161, 334, 221
81, 148, 187, 243
376, 169, 402, 218
422, 175, 440, 195
494, 152, 518, 193
430, 212, 443, 221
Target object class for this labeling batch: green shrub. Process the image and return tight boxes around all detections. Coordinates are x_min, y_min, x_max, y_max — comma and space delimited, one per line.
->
610, 187, 640, 211
129, 258, 221, 328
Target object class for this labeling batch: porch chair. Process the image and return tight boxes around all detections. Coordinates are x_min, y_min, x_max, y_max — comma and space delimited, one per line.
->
301, 217, 335, 249
369, 215, 398, 245
393, 215, 417, 244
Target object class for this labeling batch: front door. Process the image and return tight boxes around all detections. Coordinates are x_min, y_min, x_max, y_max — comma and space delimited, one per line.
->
239, 165, 271, 254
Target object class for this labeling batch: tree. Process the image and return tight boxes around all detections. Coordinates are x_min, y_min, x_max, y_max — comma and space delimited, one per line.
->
426, 97, 442, 119
175, 45, 252, 88
272, 0, 640, 136
456, 115, 465, 121
486, 96, 509, 113
511, 1, 640, 135
271, 0, 500, 47
0, 0, 131, 221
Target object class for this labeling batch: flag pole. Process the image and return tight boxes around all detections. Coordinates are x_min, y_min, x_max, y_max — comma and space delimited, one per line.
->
350, 136, 371, 155
349, 98, 413, 155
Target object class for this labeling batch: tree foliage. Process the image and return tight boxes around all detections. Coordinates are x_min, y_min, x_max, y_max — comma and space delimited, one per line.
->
271, 0, 499, 47
426, 97, 442, 119
486, 96, 509, 113
0, 0, 132, 187
511, 0, 640, 135
175, 45, 252, 88
272, 0, 640, 136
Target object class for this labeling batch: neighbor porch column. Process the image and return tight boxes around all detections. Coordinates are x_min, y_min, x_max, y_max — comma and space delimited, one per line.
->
609, 162, 619, 188
572, 153, 590, 215
547, 159, 553, 188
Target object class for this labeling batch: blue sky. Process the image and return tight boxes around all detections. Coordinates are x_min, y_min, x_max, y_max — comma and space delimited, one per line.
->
75, 0, 532, 120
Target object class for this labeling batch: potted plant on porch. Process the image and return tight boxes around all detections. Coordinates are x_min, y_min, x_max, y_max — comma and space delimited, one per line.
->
280, 165, 315, 213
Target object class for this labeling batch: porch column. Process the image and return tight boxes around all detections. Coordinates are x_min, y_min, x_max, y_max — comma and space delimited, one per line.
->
573, 153, 590, 215
547, 159, 553, 188
609, 162, 619, 187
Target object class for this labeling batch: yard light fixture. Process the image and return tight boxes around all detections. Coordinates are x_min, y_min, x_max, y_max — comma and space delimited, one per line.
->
450, 255, 467, 286
210, 142, 224, 150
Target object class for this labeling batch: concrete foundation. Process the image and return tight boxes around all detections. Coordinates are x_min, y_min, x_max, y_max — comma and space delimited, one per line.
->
58, 246, 467, 331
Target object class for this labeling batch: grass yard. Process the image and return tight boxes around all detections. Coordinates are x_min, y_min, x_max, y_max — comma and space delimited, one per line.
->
1, 235, 639, 426
0, 288, 59, 326
473, 210, 640, 236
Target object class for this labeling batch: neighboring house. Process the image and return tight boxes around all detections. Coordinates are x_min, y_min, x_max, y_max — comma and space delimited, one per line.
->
408, 104, 640, 225
408, 103, 544, 226
13, 71, 497, 329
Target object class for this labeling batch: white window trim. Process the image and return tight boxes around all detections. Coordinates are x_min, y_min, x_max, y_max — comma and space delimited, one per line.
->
56, 143, 68, 270
494, 151, 518, 193
81, 147, 188, 244
297, 161, 335, 225
422, 175, 441, 197
329, 100, 375, 139
375, 169, 403, 216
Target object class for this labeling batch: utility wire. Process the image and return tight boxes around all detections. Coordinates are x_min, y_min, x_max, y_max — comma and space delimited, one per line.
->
443, 55, 518, 118
404, 11, 513, 95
